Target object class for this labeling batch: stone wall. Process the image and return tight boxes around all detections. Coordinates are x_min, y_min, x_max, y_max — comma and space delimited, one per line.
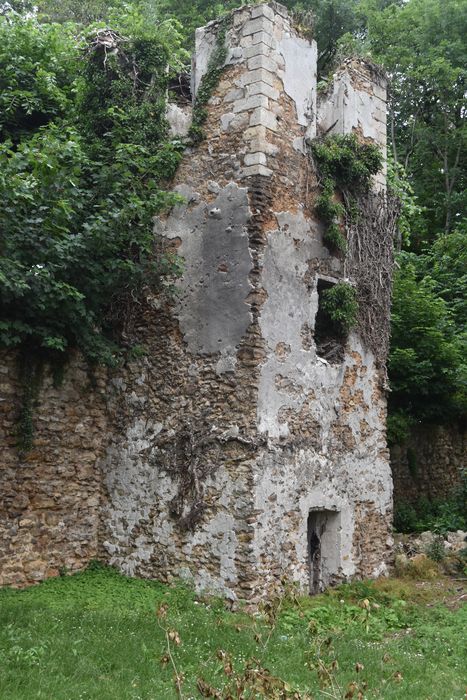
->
99, 2, 393, 600
0, 352, 107, 586
1, 2, 395, 599
391, 425, 466, 504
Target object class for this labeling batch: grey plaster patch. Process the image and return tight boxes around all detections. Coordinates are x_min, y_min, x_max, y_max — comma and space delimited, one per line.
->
278, 35, 317, 128
157, 182, 253, 357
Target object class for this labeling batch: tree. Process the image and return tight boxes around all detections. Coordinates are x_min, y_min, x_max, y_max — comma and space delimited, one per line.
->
387, 251, 466, 442
365, 0, 466, 238
0, 9, 183, 365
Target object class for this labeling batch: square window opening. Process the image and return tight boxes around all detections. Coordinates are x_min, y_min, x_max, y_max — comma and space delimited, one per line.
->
314, 279, 346, 363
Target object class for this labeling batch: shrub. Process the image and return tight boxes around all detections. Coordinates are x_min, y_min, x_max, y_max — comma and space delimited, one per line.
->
320, 281, 359, 335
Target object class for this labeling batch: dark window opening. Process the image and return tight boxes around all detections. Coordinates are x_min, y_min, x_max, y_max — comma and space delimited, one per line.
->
168, 72, 192, 105
314, 279, 345, 363
307, 509, 340, 594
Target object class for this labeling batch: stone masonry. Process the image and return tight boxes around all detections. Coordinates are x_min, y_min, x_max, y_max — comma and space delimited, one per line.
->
391, 424, 466, 504
1, 3, 393, 599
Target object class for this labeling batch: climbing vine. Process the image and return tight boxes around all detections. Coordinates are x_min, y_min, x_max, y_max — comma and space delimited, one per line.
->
320, 282, 358, 336
310, 133, 383, 254
0, 9, 187, 450
310, 134, 399, 370
188, 19, 229, 144
344, 189, 400, 371
152, 417, 264, 531
16, 355, 44, 453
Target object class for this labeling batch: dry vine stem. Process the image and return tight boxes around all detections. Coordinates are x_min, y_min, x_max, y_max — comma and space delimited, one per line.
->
344, 190, 400, 378
157, 603, 185, 699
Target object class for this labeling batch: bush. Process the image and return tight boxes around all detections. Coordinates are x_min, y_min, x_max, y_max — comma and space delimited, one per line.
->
320, 281, 359, 335
394, 481, 466, 534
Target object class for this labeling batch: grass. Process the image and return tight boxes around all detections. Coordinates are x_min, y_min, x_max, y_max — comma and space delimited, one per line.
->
0, 564, 465, 699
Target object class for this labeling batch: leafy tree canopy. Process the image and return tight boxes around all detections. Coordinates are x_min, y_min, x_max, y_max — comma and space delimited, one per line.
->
0, 7, 184, 365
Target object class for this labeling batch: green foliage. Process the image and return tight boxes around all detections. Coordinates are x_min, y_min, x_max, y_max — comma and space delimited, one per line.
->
36, 0, 125, 24
15, 355, 45, 453
424, 536, 448, 563
426, 221, 467, 333
321, 282, 358, 335
388, 251, 466, 426
386, 158, 425, 249
386, 411, 413, 446
310, 134, 382, 253
314, 179, 345, 223
393, 502, 418, 533
311, 133, 383, 192
284, 0, 366, 75
365, 0, 467, 237
0, 15, 77, 141
394, 479, 467, 534
0, 567, 465, 699
0, 10, 184, 367
323, 221, 347, 253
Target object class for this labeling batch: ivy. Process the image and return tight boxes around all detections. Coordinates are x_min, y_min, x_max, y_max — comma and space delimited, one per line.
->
16, 354, 44, 453
0, 11, 185, 369
310, 133, 383, 254
0, 9, 187, 450
188, 20, 229, 144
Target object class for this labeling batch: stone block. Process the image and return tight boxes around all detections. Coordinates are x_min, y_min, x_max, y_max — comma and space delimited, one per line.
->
249, 107, 278, 132
243, 42, 272, 59
252, 31, 277, 48
227, 47, 244, 64
233, 9, 250, 28
241, 163, 273, 177
248, 54, 278, 73
242, 16, 273, 37
246, 81, 280, 101
239, 34, 254, 48
239, 68, 276, 88
269, 1, 289, 18
242, 125, 268, 141
224, 88, 245, 103
233, 94, 269, 114
244, 152, 267, 166
250, 4, 276, 22
249, 138, 279, 155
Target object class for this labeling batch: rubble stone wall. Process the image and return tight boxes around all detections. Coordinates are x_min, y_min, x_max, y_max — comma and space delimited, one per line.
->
391, 425, 466, 504
0, 352, 107, 587
100, 2, 393, 600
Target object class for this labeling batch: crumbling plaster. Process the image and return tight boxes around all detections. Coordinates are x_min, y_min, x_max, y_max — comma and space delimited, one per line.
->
155, 182, 253, 364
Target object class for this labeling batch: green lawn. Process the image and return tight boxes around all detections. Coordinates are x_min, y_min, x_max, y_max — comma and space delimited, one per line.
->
0, 565, 465, 699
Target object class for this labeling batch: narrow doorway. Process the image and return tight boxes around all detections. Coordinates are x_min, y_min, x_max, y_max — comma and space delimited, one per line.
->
307, 509, 340, 594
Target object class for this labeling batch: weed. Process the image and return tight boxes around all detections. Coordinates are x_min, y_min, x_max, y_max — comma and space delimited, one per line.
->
0, 567, 465, 699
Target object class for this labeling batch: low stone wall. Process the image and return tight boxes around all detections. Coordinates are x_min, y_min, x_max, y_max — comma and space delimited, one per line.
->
391, 424, 466, 504
0, 352, 108, 586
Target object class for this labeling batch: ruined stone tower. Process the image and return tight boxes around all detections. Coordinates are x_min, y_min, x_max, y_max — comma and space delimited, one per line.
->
0, 2, 393, 599
100, 2, 392, 599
